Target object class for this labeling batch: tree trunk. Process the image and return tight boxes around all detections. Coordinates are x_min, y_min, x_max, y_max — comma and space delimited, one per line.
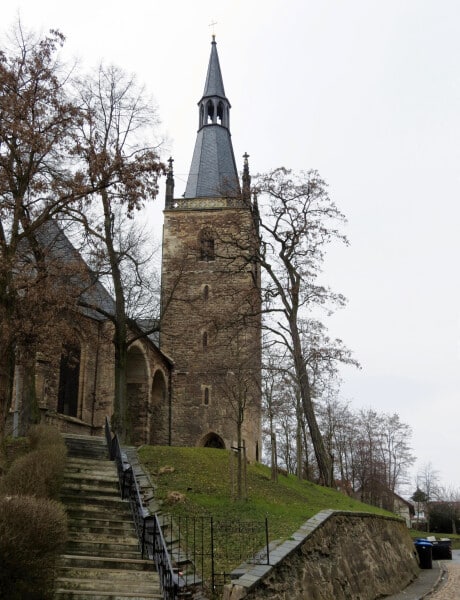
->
296, 391, 303, 480
0, 270, 15, 445
269, 412, 278, 482
236, 410, 243, 500
102, 192, 129, 442
113, 331, 128, 441
291, 323, 333, 486
0, 358, 12, 447
18, 347, 40, 436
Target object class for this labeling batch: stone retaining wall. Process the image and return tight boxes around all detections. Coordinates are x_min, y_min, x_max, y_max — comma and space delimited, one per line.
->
223, 510, 419, 600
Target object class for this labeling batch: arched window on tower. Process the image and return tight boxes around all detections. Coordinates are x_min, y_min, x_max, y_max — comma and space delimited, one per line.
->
217, 101, 225, 126
202, 331, 208, 350
203, 285, 209, 300
206, 100, 214, 124
199, 229, 215, 261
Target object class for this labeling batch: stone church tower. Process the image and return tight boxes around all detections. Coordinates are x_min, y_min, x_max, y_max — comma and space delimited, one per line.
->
160, 37, 261, 461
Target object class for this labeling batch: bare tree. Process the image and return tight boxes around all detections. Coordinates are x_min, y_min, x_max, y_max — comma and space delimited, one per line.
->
68, 64, 164, 440
0, 24, 84, 443
416, 462, 440, 530
251, 168, 350, 486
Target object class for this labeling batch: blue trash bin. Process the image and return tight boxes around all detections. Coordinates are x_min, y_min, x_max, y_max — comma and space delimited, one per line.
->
414, 540, 433, 569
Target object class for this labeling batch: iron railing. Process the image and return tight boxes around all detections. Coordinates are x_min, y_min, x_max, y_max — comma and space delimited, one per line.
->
162, 514, 270, 596
104, 418, 271, 598
104, 418, 181, 600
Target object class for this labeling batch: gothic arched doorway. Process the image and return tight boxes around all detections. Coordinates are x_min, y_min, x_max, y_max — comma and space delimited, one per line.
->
126, 345, 149, 445
57, 341, 81, 418
201, 432, 225, 449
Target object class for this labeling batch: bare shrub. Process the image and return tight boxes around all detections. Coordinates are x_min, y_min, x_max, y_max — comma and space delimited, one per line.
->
28, 424, 65, 450
0, 495, 67, 599
0, 445, 67, 499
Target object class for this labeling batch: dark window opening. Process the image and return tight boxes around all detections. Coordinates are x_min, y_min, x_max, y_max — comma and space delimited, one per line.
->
202, 331, 208, 349
203, 285, 209, 300
204, 387, 210, 405
206, 100, 214, 124
217, 101, 224, 125
58, 342, 80, 417
200, 229, 215, 261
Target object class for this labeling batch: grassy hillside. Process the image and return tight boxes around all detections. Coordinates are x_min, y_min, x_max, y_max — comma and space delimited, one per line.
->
138, 446, 392, 541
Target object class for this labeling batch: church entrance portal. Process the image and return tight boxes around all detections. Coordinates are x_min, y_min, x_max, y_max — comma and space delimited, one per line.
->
201, 432, 225, 449
57, 342, 81, 417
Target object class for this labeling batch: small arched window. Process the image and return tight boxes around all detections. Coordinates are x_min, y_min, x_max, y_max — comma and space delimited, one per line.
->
203, 285, 209, 301
202, 331, 208, 349
217, 101, 224, 125
204, 387, 210, 405
206, 100, 214, 124
200, 229, 215, 261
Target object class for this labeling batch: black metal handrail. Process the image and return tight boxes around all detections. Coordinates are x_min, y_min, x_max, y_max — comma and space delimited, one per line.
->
104, 417, 180, 600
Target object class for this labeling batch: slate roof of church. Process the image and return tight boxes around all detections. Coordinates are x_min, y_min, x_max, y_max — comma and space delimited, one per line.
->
36, 219, 115, 321
184, 38, 240, 199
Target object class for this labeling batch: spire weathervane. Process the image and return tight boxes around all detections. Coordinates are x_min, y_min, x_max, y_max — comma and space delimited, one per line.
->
209, 20, 217, 40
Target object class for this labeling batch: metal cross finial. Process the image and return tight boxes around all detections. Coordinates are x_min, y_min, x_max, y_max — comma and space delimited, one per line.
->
209, 20, 218, 40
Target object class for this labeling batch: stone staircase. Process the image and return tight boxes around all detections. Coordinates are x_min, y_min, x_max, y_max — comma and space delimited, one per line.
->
54, 434, 162, 600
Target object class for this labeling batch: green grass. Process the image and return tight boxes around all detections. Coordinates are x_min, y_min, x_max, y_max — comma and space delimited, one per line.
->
138, 446, 393, 542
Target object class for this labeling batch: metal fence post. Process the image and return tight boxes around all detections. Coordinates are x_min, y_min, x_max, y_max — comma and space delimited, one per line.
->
265, 517, 270, 565
210, 516, 215, 593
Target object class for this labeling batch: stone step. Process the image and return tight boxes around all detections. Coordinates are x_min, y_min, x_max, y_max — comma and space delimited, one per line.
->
68, 521, 136, 536
61, 493, 128, 509
65, 455, 114, 465
59, 555, 154, 572
66, 544, 141, 562
54, 590, 162, 600
65, 447, 109, 460
56, 434, 166, 600
64, 461, 118, 472
63, 436, 109, 461
64, 507, 132, 524
68, 529, 139, 543
62, 482, 120, 497
65, 511, 134, 526
64, 464, 119, 478
57, 566, 158, 582
55, 572, 158, 593
67, 534, 140, 558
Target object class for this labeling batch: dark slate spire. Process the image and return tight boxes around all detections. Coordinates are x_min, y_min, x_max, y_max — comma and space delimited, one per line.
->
202, 36, 226, 99
184, 37, 240, 199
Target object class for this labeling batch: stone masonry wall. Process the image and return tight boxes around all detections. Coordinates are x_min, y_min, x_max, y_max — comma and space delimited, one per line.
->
161, 202, 261, 460
223, 510, 419, 600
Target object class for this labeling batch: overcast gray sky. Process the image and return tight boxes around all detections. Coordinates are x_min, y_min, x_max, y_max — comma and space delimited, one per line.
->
4, 0, 460, 493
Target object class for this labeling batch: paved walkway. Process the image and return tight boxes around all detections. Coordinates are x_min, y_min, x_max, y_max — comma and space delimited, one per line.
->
427, 556, 460, 599
385, 550, 460, 600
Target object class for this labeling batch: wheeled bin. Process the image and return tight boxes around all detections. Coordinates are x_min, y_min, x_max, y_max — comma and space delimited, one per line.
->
414, 540, 433, 569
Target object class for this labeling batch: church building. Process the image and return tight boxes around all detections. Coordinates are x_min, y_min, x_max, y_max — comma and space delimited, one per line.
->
160, 37, 262, 461
7, 38, 262, 461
